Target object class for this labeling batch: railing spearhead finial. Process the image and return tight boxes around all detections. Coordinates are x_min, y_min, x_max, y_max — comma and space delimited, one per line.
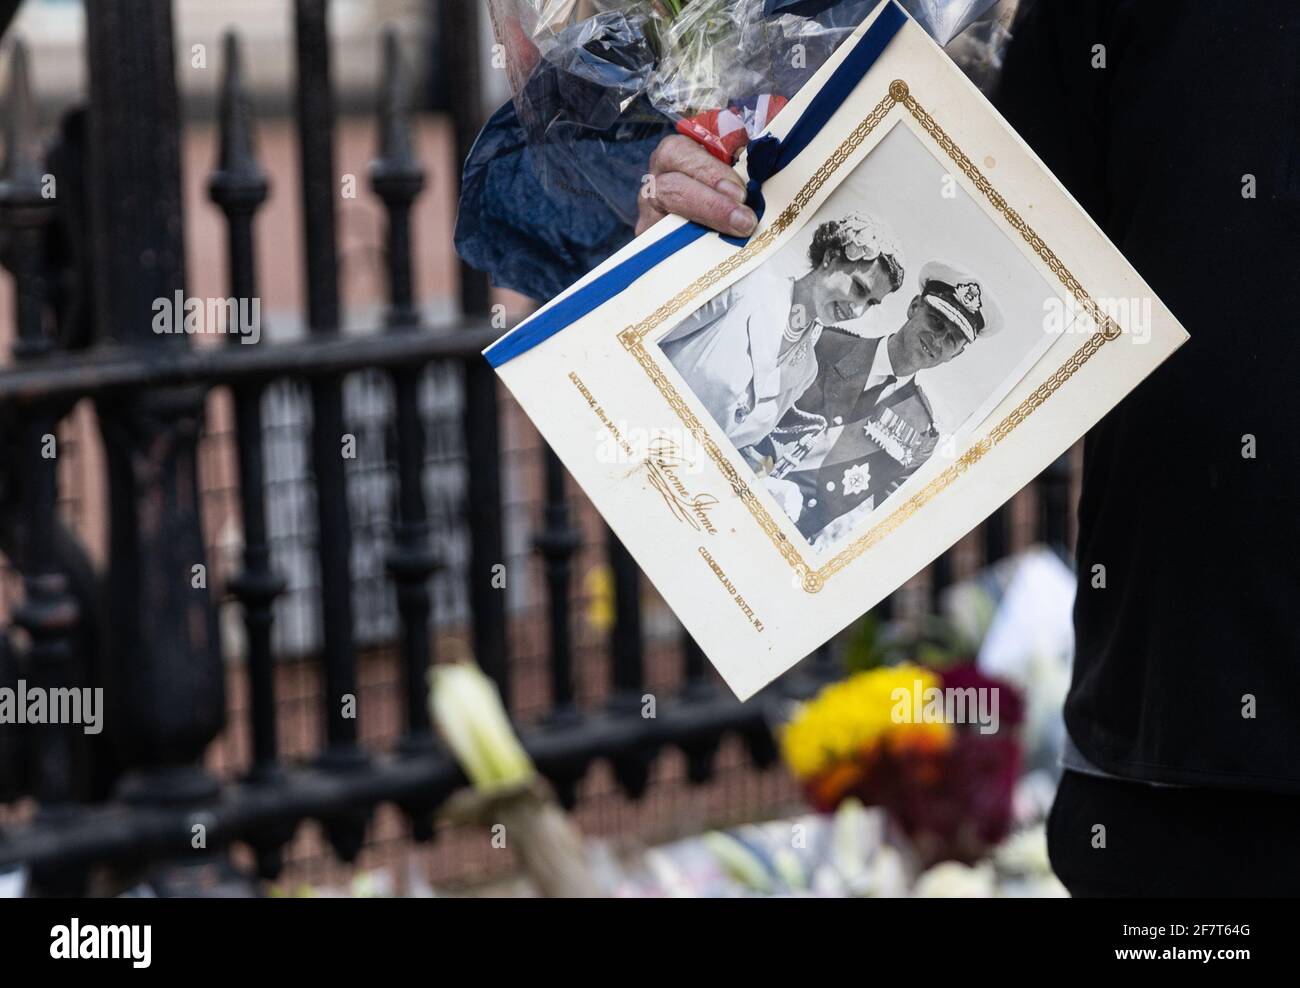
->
209, 31, 269, 212
0, 38, 48, 206
370, 27, 424, 201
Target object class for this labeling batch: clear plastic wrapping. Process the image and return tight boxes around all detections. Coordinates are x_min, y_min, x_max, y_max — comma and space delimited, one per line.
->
482, 0, 1011, 229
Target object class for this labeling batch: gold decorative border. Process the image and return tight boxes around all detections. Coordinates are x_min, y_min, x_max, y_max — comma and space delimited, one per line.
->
620, 80, 1122, 593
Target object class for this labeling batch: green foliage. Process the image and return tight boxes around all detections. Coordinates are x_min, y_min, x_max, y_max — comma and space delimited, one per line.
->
840, 612, 977, 675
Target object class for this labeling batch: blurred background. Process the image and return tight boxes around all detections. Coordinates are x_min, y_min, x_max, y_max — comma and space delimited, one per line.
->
0, 0, 1077, 898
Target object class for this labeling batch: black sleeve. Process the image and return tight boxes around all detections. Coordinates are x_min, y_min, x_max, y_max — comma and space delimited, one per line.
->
993, 0, 1117, 226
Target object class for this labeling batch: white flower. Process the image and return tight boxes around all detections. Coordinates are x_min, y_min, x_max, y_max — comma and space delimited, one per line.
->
429, 662, 534, 792
993, 824, 1052, 876
841, 462, 872, 496
836, 211, 904, 270
913, 861, 996, 898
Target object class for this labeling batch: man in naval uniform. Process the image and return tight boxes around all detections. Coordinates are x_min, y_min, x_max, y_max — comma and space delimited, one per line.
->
770, 261, 1003, 541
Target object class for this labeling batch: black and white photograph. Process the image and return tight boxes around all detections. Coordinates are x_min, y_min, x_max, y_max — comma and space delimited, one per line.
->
660, 122, 1061, 551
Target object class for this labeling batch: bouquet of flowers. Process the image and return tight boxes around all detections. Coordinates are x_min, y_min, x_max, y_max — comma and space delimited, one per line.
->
779, 661, 1024, 865
486, 0, 1007, 223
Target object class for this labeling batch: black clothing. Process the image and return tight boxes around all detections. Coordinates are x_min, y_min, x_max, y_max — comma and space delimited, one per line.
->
997, 1, 1300, 791
1048, 770, 1300, 896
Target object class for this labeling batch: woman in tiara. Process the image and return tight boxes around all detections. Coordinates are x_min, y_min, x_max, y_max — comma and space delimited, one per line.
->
659, 211, 905, 463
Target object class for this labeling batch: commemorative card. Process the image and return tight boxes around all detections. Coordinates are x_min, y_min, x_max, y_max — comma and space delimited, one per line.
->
485, 0, 1189, 699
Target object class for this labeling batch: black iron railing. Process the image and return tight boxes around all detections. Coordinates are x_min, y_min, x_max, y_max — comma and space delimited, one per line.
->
0, 1, 1075, 895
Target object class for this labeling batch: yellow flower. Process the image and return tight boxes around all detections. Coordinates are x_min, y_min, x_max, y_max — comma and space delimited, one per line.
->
584, 565, 615, 633
779, 665, 953, 781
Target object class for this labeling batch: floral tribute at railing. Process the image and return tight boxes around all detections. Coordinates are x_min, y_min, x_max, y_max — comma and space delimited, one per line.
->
267, 549, 1070, 899
782, 661, 1023, 866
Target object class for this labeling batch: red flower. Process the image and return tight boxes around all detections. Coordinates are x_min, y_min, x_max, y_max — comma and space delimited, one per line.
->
940, 662, 1025, 730
832, 733, 1021, 866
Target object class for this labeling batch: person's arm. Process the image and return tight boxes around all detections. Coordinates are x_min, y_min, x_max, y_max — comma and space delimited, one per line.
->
455, 99, 654, 301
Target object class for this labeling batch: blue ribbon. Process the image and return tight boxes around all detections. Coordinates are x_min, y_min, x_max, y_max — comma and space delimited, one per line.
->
721, 0, 906, 247
719, 133, 784, 248
485, 0, 908, 368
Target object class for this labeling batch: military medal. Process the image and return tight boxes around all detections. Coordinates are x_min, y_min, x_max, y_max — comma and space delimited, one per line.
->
864, 406, 922, 467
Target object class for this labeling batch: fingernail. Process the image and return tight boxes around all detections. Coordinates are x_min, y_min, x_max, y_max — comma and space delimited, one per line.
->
729, 206, 757, 235
717, 179, 746, 202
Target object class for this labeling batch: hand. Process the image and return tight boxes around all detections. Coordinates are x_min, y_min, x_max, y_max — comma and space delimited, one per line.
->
636, 134, 758, 238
